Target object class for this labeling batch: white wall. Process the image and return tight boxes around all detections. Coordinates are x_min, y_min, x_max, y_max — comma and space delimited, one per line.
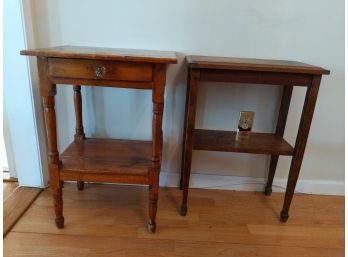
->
4, 0, 45, 187
28, 0, 344, 192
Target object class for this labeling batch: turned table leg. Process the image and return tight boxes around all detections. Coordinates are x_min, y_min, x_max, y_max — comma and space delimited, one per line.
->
265, 85, 293, 195
73, 85, 85, 140
181, 69, 199, 216
38, 57, 64, 229
148, 64, 166, 233
43, 95, 64, 228
73, 85, 86, 191
280, 75, 321, 222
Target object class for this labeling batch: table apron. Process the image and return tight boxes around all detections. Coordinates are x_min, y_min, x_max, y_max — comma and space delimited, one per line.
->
198, 69, 312, 86
50, 77, 154, 89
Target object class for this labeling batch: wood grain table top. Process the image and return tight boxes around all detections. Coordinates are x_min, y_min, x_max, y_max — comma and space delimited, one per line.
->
187, 55, 330, 75
21, 45, 178, 64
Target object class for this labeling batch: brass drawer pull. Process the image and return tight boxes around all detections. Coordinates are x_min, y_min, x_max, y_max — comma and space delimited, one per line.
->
95, 66, 106, 78
49, 59, 153, 81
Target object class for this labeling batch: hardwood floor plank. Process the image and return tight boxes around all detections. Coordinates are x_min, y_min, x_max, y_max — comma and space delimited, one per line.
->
6, 232, 343, 257
174, 240, 312, 257
4, 232, 175, 257
5, 183, 344, 256
3, 186, 42, 236
306, 247, 344, 257
3, 181, 18, 200
248, 224, 344, 239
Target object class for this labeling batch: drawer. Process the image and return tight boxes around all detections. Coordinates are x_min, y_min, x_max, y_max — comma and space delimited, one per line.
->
48, 58, 153, 82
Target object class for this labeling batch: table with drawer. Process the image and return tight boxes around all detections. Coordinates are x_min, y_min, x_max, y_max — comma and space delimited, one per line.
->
21, 45, 177, 233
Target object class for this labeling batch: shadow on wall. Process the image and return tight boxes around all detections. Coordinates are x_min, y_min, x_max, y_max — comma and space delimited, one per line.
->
80, 53, 189, 177
161, 53, 188, 174
82, 85, 152, 140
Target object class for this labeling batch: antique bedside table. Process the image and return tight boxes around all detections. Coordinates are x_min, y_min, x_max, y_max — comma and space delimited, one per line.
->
21, 45, 177, 233
180, 55, 329, 222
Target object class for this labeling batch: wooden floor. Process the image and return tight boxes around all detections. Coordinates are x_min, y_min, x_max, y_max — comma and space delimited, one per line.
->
4, 181, 18, 200
3, 181, 42, 236
4, 183, 344, 257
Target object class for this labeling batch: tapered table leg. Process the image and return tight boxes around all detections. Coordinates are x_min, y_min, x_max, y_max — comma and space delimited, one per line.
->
181, 69, 199, 216
77, 181, 85, 191
265, 85, 293, 195
180, 72, 191, 190
281, 76, 321, 222
265, 155, 279, 195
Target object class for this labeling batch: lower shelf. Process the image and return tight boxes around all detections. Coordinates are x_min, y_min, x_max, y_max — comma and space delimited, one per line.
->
193, 129, 294, 156
59, 138, 152, 184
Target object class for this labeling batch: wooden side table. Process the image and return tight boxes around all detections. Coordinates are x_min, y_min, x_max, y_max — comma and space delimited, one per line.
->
180, 55, 329, 222
21, 45, 177, 233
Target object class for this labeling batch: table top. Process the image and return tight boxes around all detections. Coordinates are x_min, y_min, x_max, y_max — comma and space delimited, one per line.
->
187, 55, 330, 75
21, 45, 178, 64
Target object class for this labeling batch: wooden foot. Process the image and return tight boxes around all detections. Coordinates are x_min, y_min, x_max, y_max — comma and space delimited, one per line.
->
53, 188, 64, 229
280, 210, 289, 222
148, 194, 158, 233
180, 204, 187, 216
77, 181, 84, 191
55, 217, 65, 229
147, 221, 156, 233
264, 186, 272, 196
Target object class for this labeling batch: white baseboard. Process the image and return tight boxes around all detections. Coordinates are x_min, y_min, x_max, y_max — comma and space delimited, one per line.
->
159, 172, 345, 196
